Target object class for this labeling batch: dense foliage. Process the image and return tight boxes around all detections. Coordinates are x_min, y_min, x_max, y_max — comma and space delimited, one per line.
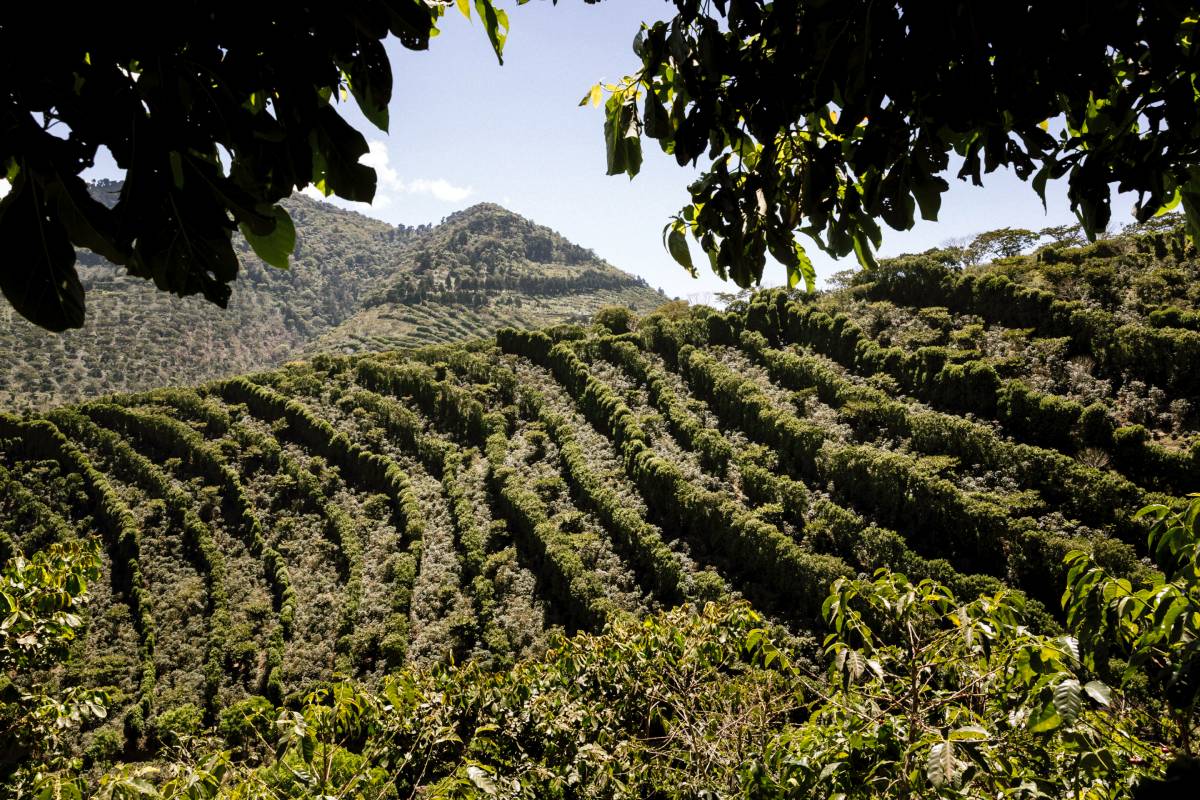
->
9, 547, 1196, 797
599, 0, 1200, 288
0, 195, 663, 410
2, 230, 1198, 794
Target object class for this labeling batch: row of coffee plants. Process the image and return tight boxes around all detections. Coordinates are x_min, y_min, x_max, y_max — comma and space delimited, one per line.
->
72, 405, 230, 631
0, 461, 73, 561
111, 387, 237, 438
482, 408, 615, 631
172, 397, 354, 695
498, 327, 850, 624
330, 384, 504, 636
639, 315, 1148, 610
48, 406, 240, 723
734, 326, 1158, 537
0, 413, 158, 742
77, 402, 295, 662
342, 352, 581, 658
1149, 305, 1200, 330
219, 379, 425, 544
269, 372, 475, 666
862, 248, 1200, 394
518, 381, 689, 605
331, 360, 559, 661
71, 402, 296, 726
216, 378, 424, 668
751, 290, 1200, 493
125, 392, 298, 638
354, 359, 494, 445
588, 333, 1035, 620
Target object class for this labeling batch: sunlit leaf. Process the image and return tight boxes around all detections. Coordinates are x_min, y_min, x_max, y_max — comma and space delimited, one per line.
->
949, 725, 990, 741
926, 740, 956, 787
665, 223, 695, 276
1083, 680, 1111, 707
1027, 702, 1062, 733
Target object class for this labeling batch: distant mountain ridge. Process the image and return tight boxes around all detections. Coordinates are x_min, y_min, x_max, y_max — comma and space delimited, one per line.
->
0, 189, 665, 409
308, 201, 663, 355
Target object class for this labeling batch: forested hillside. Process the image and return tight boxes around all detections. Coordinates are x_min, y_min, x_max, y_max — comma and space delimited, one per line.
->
309, 202, 666, 354
0, 191, 664, 410
2, 224, 1197, 794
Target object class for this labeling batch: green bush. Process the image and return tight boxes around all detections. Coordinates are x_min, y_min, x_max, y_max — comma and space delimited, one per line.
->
151, 703, 204, 749
593, 305, 636, 334
217, 696, 276, 752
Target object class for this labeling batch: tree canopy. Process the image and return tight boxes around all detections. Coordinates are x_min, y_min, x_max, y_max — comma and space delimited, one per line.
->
0, 1, 519, 332
597, 0, 1200, 290
3, 1, 1198, 331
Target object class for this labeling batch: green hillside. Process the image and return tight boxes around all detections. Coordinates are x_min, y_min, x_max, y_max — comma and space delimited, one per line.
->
2, 224, 1197, 793
0, 193, 664, 410
309, 202, 667, 354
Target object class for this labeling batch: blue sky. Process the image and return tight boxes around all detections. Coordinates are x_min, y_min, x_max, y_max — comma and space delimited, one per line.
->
81, 0, 1138, 301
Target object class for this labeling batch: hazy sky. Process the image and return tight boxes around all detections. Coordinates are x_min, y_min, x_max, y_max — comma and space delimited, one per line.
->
81, 0, 1138, 301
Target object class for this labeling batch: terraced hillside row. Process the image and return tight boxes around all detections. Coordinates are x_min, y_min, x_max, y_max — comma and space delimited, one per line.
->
2, 231, 1196, 760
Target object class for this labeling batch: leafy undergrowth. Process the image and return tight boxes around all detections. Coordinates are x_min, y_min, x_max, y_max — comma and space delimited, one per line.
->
3, 224, 1200, 796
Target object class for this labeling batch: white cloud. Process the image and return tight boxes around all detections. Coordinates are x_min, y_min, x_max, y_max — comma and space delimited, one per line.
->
363, 139, 473, 203
405, 178, 474, 203
299, 140, 474, 207
360, 140, 402, 191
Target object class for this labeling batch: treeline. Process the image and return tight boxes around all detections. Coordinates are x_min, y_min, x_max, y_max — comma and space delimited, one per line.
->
364, 268, 644, 309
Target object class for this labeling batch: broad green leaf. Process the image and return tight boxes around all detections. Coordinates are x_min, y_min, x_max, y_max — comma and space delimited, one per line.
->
1027, 702, 1062, 733
0, 173, 85, 331
851, 232, 878, 271
579, 83, 603, 108
949, 725, 990, 741
311, 106, 376, 202
644, 86, 670, 139
456, 0, 471, 19
47, 174, 125, 265
926, 740, 955, 788
604, 94, 642, 178
466, 765, 498, 795
1154, 187, 1181, 216
1083, 680, 1111, 707
665, 224, 695, 276
1053, 679, 1083, 726
910, 175, 947, 221
240, 205, 296, 270
793, 240, 816, 292
475, 1, 510, 64
341, 43, 392, 132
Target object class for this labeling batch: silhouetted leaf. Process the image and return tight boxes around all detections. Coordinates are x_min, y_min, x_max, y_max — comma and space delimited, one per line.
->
0, 175, 85, 331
